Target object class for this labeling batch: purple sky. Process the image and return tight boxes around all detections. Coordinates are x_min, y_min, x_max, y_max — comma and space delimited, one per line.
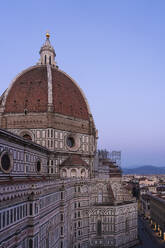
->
0, 0, 165, 167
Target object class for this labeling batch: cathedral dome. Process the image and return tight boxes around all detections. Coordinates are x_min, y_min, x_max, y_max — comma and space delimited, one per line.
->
0, 34, 96, 150
2, 65, 90, 120
0, 34, 91, 121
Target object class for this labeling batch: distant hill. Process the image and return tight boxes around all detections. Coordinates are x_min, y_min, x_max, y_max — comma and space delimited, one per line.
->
122, 165, 165, 175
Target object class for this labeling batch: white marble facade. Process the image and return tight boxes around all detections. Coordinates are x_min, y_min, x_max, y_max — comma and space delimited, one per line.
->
0, 129, 138, 248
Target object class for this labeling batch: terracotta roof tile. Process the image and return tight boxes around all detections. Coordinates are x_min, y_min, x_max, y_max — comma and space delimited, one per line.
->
61, 154, 88, 167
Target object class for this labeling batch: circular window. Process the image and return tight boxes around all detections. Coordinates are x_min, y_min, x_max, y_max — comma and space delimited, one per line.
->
65, 134, 80, 151
36, 160, 41, 173
0, 152, 13, 173
66, 137, 75, 148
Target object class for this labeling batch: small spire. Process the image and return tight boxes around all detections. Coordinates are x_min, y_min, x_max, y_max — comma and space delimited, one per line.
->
38, 32, 56, 66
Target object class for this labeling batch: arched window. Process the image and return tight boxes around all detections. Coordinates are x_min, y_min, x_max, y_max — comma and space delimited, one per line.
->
29, 239, 33, 248
29, 203, 33, 216
36, 160, 41, 173
97, 220, 102, 236
45, 55, 47, 64
49, 56, 51, 65
24, 109, 28, 115
98, 190, 103, 203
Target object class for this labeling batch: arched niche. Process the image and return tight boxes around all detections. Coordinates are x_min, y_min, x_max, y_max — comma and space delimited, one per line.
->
70, 169, 77, 178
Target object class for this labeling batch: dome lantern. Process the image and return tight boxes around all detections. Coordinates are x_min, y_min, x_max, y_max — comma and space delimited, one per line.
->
38, 32, 56, 66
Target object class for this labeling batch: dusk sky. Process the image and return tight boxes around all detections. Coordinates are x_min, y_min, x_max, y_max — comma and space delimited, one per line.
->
0, 0, 165, 168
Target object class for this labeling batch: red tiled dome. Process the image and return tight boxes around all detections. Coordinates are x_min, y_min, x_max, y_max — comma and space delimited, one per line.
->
5, 66, 48, 113
3, 65, 90, 120
52, 68, 89, 120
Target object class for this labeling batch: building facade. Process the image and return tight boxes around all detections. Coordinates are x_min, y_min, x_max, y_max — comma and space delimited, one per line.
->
150, 194, 165, 240
0, 34, 138, 248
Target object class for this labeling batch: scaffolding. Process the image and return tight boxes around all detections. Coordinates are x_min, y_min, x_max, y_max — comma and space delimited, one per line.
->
98, 149, 121, 167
